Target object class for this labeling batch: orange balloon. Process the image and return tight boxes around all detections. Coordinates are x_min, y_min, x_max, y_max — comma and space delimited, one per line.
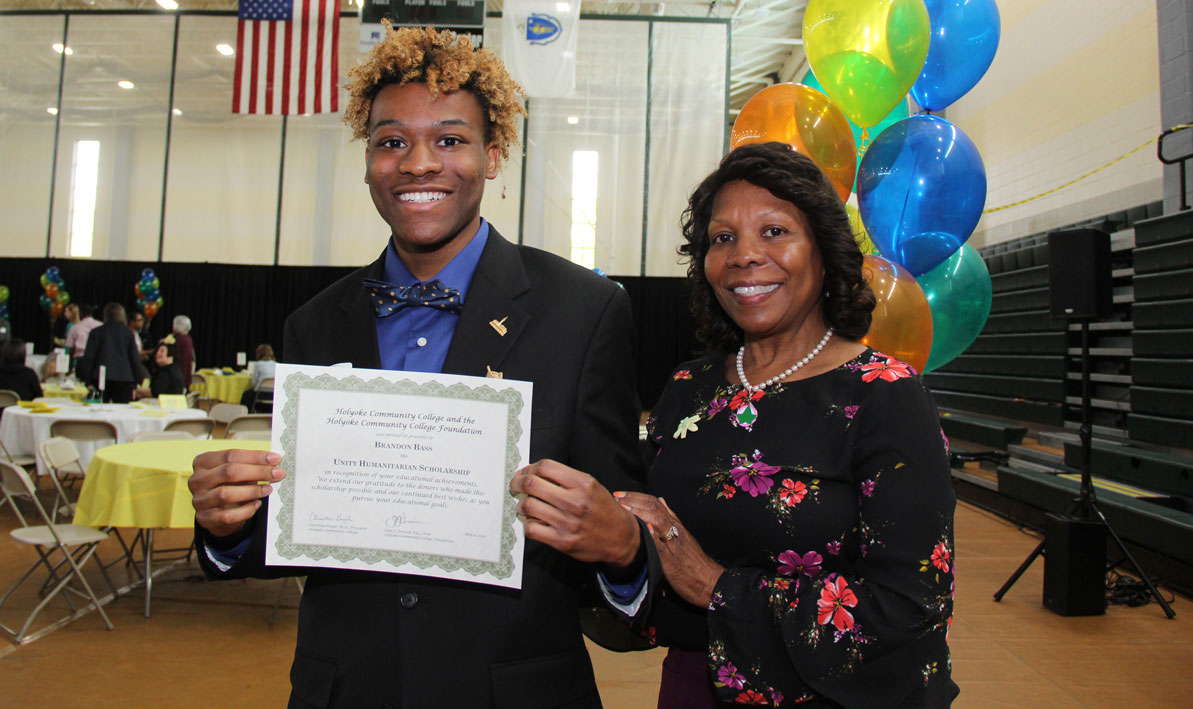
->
50, 301, 64, 318
731, 83, 857, 201
46, 283, 59, 299
859, 255, 933, 373
144, 301, 159, 319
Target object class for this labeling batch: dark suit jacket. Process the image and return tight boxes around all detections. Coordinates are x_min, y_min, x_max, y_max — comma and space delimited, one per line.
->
196, 228, 645, 708
78, 321, 142, 385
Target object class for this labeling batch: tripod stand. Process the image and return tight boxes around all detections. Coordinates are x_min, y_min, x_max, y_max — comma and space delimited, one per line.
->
993, 320, 1176, 618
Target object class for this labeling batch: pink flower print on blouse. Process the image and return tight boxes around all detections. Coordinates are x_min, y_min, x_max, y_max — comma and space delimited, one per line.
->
825, 540, 842, 556
707, 396, 728, 418
817, 575, 858, 631
673, 369, 692, 380
860, 356, 913, 383
778, 478, 808, 507
717, 663, 745, 689
931, 542, 951, 573
843, 404, 859, 419
729, 450, 780, 497
860, 479, 876, 497
778, 550, 823, 579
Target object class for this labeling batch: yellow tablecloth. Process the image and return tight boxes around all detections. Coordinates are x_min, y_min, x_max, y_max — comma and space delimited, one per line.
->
191, 371, 252, 404
73, 439, 270, 529
42, 383, 89, 401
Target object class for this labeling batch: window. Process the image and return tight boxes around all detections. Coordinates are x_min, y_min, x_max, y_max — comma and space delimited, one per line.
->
570, 149, 598, 269
67, 140, 100, 258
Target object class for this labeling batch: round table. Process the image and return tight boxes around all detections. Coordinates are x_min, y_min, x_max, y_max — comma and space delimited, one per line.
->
192, 370, 253, 404
0, 403, 210, 476
42, 383, 89, 401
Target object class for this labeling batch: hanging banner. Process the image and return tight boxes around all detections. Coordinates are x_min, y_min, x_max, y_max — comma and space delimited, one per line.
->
360, 0, 485, 52
501, 0, 580, 98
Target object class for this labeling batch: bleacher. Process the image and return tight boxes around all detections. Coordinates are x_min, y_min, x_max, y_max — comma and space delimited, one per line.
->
924, 203, 1193, 594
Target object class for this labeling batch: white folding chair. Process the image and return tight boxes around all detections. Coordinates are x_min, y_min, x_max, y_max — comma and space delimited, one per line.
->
0, 461, 35, 526
0, 439, 36, 472
163, 417, 215, 439
225, 414, 271, 438
0, 389, 19, 408
127, 430, 192, 443
228, 430, 271, 441
37, 437, 88, 523
190, 373, 215, 412
209, 403, 248, 438
0, 461, 115, 644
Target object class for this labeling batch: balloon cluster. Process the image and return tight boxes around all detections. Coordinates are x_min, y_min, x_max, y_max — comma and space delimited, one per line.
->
729, 0, 1000, 372
0, 284, 10, 323
38, 266, 70, 319
135, 268, 164, 320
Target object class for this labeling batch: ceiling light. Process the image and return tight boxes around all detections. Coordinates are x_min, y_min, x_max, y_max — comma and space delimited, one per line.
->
156, 0, 179, 8
52, 43, 74, 55
47, 107, 59, 115
567, 116, 580, 125
118, 80, 135, 89
555, 2, 570, 11
172, 108, 182, 116
216, 43, 235, 56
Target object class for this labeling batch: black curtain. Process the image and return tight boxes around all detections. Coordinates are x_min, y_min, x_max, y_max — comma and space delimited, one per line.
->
0, 258, 697, 409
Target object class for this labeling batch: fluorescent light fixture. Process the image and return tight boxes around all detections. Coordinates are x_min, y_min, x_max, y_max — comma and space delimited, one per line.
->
567, 116, 580, 125
172, 108, 182, 116
216, 43, 235, 56
47, 107, 59, 115
68, 140, 101, 259
118, 80, 135, 89
52, 43, 74, 55
156, 0, 179, 8
555, 2, 570, 10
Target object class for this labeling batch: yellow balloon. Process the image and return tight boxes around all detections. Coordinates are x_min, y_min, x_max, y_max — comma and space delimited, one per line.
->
731, 83, 857, 202
859, 255, 933, 373
803, 0, 930, 128
845, 203, 878, 255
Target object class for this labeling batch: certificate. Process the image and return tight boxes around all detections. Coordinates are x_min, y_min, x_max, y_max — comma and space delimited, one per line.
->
264, 363, 531, 589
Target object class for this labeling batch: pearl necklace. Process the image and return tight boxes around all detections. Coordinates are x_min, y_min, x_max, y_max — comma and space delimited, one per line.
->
736, 328, 834, 393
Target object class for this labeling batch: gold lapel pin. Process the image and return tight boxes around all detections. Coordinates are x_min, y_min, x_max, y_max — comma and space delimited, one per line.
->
485, 366, 503, 379
489, 317, 509, 336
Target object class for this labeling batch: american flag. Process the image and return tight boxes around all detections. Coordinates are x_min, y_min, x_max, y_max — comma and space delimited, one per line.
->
233, 0, 340, 115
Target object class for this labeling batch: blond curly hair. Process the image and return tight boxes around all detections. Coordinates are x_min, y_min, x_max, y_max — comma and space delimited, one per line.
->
343, 23, 526, 162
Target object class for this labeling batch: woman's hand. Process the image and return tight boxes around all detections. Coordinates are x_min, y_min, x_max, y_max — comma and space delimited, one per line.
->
616, 492, 724, 608
510, 459, 640, 567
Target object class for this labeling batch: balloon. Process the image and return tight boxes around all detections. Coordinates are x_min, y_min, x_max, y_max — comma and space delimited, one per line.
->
152, 277, 160, 290
845, 204, 879, 255
803, 0, 930, 128
917, 244, 991, 372
156, 296, 164, 307
40, 274, 49, 288
857, 115, 986, 276
910, 0, 1001, 112
135, 283, 143, 297
859, 255, 933, 372
47, 266, 59, 278
801, 69, 909, 192
50, 302, 64, 318
142, 268, 155, 279
0, 285, 8, 303
730, 83, 857, 201
39, 294, 52, 309
45, 283, 59, 299
56, 290, 70, 305
144, 301, 159, 319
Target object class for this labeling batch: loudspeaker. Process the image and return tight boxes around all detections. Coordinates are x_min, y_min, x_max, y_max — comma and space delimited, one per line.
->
1043, 513, 1107, 616
1048, 229, 1112, 320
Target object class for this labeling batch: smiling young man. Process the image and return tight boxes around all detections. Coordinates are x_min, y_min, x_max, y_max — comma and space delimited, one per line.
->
188, 25, 644, 708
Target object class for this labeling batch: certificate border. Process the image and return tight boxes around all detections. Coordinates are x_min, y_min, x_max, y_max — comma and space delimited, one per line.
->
273, 372, 523, 579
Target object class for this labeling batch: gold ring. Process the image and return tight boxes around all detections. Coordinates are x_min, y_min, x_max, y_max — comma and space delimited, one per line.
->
663, 525, 679, 542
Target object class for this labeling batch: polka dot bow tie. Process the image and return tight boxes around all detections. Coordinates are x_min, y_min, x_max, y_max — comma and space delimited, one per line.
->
363, 277, 463, 316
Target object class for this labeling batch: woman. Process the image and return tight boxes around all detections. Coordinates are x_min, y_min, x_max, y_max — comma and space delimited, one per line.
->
0, 338, 43, 401
240, 343, 276, 409
515, 143, 957, 707
148, 339, 184, 396
172, 314, 195, 388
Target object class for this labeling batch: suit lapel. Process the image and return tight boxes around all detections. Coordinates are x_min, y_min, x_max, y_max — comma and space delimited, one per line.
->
337, 250, 386, 370
442, 227, 530, 377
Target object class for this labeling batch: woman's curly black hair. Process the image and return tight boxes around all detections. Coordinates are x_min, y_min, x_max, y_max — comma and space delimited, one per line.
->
679, 142, 875, 352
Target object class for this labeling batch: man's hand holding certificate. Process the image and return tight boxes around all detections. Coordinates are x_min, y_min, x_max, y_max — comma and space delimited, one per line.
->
265, 363, 531, 588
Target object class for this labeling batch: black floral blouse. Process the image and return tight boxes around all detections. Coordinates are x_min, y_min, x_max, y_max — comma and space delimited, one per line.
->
642, 348, 958, 707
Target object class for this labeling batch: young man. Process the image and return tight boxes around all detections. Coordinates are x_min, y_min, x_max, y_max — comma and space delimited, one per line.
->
189, 25, 644, 707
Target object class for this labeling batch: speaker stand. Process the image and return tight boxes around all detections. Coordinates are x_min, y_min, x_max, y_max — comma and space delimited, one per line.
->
993, 321, 1176, 618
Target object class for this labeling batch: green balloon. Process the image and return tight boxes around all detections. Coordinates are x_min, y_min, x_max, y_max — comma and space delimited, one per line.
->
40, 274, 49, 288
0, 285, 8, 302
152, 276, 160, 289
917, 244, 992, 373
56, 290, 70, 305
801, 69, 908, 193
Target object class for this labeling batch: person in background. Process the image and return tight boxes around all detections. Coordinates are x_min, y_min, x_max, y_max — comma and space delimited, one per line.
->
77, 303, 142, 404
148, 339, 184, 396
53, 302, 80, 347
239, 343, 276, 409
64, 303, 101, 361
128, 310, 151, 359
0, 338, 43, 401
172, 314, 195, 388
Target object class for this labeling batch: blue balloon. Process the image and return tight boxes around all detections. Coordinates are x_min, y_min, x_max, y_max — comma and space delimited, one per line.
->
910, 0, 1001, 112
857, 115, 986, 276
142, 268, 155, 279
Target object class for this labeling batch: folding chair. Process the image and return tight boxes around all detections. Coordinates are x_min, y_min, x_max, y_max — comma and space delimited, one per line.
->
0, 389, 19, 408
127, 430, 192, 443
225, 414, 271, 439
209, 403, 248, 438
252, 377, 275, 414
37, 437, 89, 523
0, 461, 34, 526
163, 417, 215, 440
0, 439, 36, 472
0, 461, 115, 644
190, 373, 215, 412
49, 419, 119, 445
228, 430, 271, 441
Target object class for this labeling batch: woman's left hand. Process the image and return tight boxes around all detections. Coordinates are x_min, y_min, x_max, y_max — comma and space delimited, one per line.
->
616, 492, 724, 608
